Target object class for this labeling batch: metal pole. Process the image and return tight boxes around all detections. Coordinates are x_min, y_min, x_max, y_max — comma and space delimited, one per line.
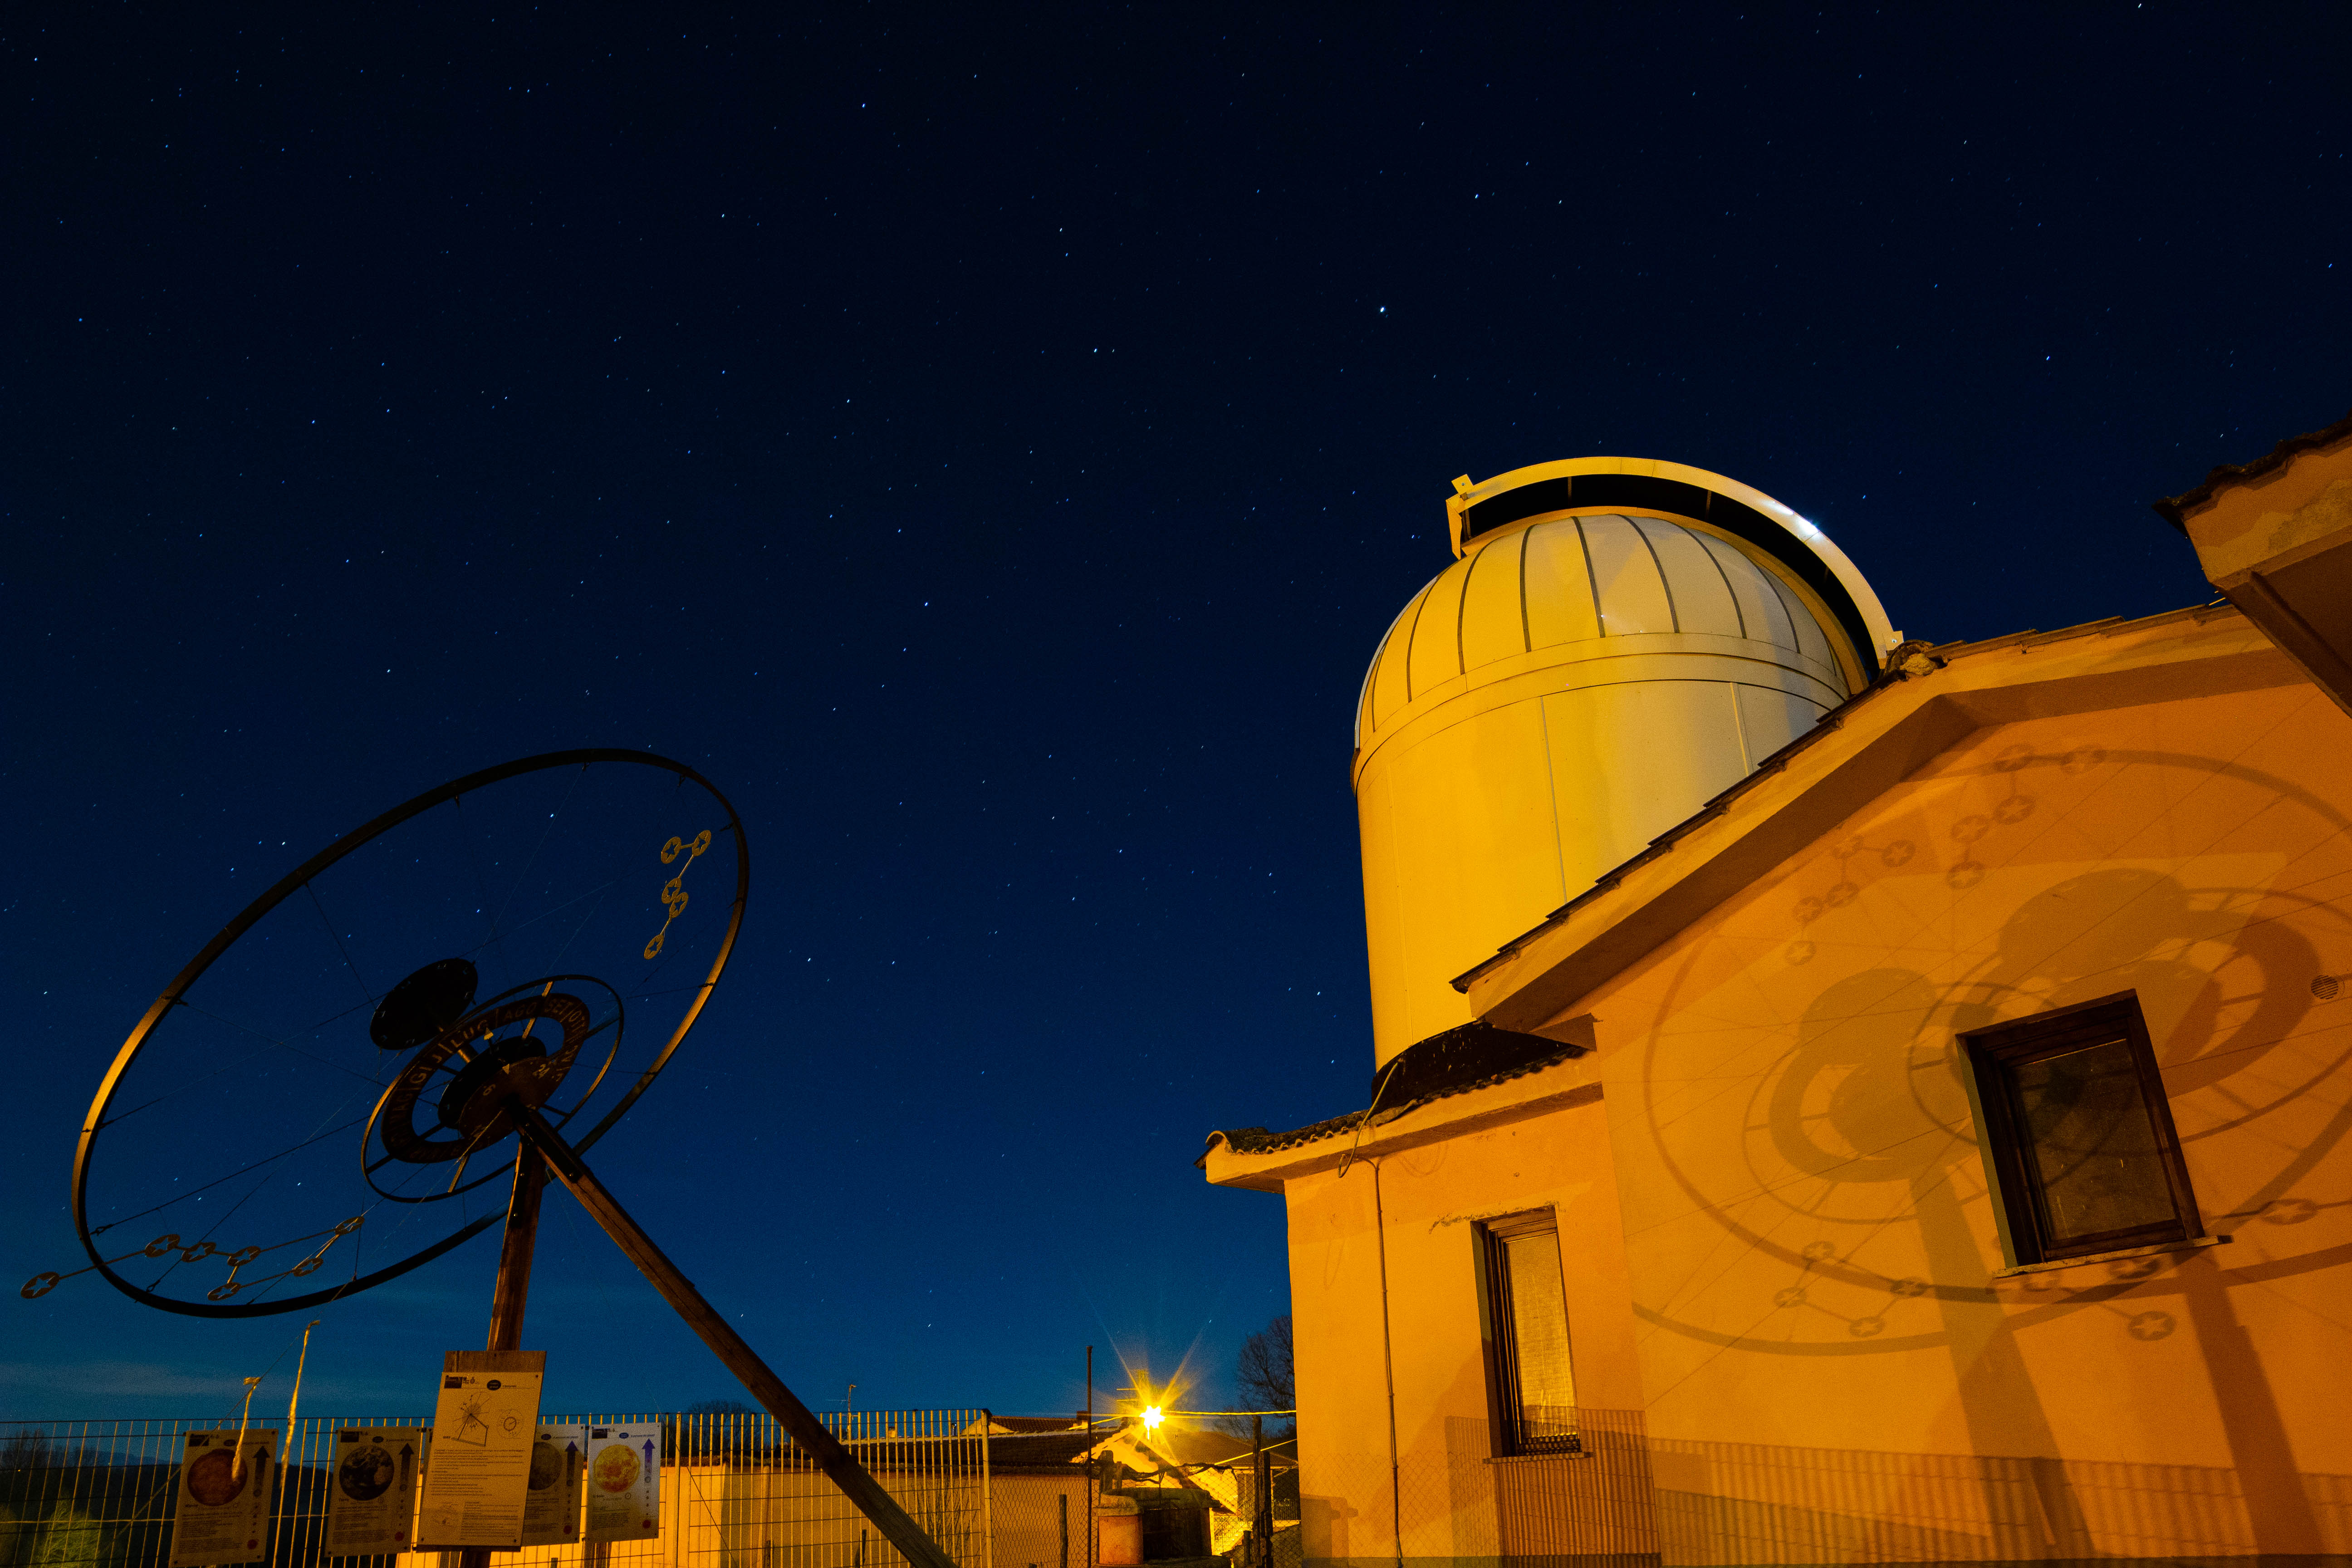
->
506, 1101, 959, 1568
1084, 1347, 1094, 1568
1252, 1414, 1271, 1568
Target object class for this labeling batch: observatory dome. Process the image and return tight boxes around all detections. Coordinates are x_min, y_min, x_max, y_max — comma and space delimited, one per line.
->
1354, 457, 1896, 1066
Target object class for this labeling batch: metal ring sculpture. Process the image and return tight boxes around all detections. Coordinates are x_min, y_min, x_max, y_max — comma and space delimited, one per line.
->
56, 750, 748, 1318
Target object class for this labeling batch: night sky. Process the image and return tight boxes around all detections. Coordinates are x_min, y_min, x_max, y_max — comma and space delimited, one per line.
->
7, 6, 2348, 1424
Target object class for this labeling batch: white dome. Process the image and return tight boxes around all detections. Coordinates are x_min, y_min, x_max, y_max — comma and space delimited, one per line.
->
1358, 512, 1852, 753
1351, 494, 1881, 1066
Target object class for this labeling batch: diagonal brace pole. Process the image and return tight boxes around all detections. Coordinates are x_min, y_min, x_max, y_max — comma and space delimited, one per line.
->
505, 1101, 957, 1568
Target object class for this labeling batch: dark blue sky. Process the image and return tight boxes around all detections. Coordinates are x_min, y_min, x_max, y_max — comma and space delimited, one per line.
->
6, 5, 2347, 1422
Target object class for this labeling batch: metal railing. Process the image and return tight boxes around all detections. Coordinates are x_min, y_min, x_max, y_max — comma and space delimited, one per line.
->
0, 1411, 988, 1568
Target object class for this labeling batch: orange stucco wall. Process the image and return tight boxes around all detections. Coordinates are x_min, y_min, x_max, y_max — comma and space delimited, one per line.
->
1279, 678, 2352, 1565
1284, 1074, 1654, 1568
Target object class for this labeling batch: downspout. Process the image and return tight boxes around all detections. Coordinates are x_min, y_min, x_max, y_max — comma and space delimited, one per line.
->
1339, 1066, 1407, 1568
1370, 1159, 1403, 1568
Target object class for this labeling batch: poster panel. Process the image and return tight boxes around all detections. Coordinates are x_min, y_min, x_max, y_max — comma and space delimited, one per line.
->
416, 1350, 546, 1549
323, 1426, 425, 1556
520, 1422, 586, 1547
167, 1428, 277, 1568
583, 1425, 661, 1543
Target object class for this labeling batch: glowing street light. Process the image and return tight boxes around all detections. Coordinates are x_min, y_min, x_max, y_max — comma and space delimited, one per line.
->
1140, 1405, 1164, 1436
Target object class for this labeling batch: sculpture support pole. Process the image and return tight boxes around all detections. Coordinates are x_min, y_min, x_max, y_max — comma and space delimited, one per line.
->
486, 1143, 547, 1352
462, 1141, 549, 1568
506, 1102, 959, 1568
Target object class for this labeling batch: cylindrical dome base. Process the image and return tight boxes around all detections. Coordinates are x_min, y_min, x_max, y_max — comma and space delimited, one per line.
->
1354, 479, 1886, 1066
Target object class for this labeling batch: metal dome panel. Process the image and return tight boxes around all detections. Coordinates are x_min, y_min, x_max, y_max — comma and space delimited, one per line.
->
1352, 500, 1883, 1065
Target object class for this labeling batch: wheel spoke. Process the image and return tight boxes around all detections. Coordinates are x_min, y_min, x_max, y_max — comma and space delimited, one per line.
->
304, 879, 375, 1003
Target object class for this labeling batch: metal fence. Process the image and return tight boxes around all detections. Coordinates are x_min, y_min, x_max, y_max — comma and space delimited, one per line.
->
0, 1411, 989, 1568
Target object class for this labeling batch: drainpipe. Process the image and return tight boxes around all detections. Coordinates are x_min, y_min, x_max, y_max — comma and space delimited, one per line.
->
1340, 1071, 1407, 1568
1369, 1159, 1403, 1568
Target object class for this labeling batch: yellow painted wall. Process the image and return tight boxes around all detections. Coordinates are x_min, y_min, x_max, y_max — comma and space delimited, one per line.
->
1279, 676, 2352, 1564
1284, 1068, 1654, 1567
1578, 680, 2352, 1562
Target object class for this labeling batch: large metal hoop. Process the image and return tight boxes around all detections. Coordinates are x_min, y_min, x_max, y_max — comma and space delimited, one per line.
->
69, 749, 749, 1318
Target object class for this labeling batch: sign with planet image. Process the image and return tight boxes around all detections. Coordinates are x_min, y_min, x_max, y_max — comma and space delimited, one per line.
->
324, 1427, 425, 1556
340, 1445, 395, 1501
186, 1450, 247, 1508
168, 1430, 276, 1568
520, 1423, 585, 1547
584, 1427, 660, 1543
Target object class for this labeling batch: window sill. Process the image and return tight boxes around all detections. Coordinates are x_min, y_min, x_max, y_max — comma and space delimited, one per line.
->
1485, 1450, 1588, 1465
1992, 1234, 2232, 1279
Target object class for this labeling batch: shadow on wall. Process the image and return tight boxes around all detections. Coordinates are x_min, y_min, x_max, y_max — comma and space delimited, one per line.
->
1625, 737, 2352, 1556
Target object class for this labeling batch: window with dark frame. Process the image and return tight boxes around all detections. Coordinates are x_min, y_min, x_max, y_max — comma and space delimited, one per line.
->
1961, 992, 2201, 1266
1478, 1209, 1581, 1455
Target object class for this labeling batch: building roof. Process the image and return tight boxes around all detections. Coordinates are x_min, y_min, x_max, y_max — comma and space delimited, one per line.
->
2152, 408, 2352, 532
1356, 511, 1855, 760
1201, 1018, 1592, 1163
1456, 599, 2288, 1033
1439, 456, 1898, 671
986, 1429, 1115, 1470
1202, 597, 2304, 1194
969, 1415, 1088, 1435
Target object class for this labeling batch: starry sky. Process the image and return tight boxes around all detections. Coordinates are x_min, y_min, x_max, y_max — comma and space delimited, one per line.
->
6, 6, 2348, 1425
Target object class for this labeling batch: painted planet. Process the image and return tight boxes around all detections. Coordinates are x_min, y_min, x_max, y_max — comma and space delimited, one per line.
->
338, 1445, 396, 1502
593, 1444, 640, 1494
528, 1441, 564, 1492
186, 1449, 247, 1508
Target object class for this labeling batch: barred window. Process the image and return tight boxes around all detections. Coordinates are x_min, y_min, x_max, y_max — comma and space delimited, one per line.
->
1480, 1209, 1580, 1455
1962, 992, 2201, 1265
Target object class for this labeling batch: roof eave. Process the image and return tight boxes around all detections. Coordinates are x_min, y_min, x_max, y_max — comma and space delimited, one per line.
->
1458, 603, 2297, 1034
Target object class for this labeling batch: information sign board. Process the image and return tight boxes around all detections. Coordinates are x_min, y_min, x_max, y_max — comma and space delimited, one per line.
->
416, 1350, 546, 1549
323, 1426, 425, 1556
520, 1422, 585, 1547
167, 1429, 276, 1568
584, 1425, 661, 1543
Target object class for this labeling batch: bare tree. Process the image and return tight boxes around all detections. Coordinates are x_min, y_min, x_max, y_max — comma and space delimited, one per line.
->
1237, 1316, 1293, 1411
1215, 1315, 1295, 1440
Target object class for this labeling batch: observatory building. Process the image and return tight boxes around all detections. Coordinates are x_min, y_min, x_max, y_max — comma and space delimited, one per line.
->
1355, 458, 1897, 1063
1203, 430, 2352, 1567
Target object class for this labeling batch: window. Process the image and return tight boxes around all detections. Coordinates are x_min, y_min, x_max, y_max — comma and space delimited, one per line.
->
1962, 992, 2201, 1265
1479, 1210, 1580, 1455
